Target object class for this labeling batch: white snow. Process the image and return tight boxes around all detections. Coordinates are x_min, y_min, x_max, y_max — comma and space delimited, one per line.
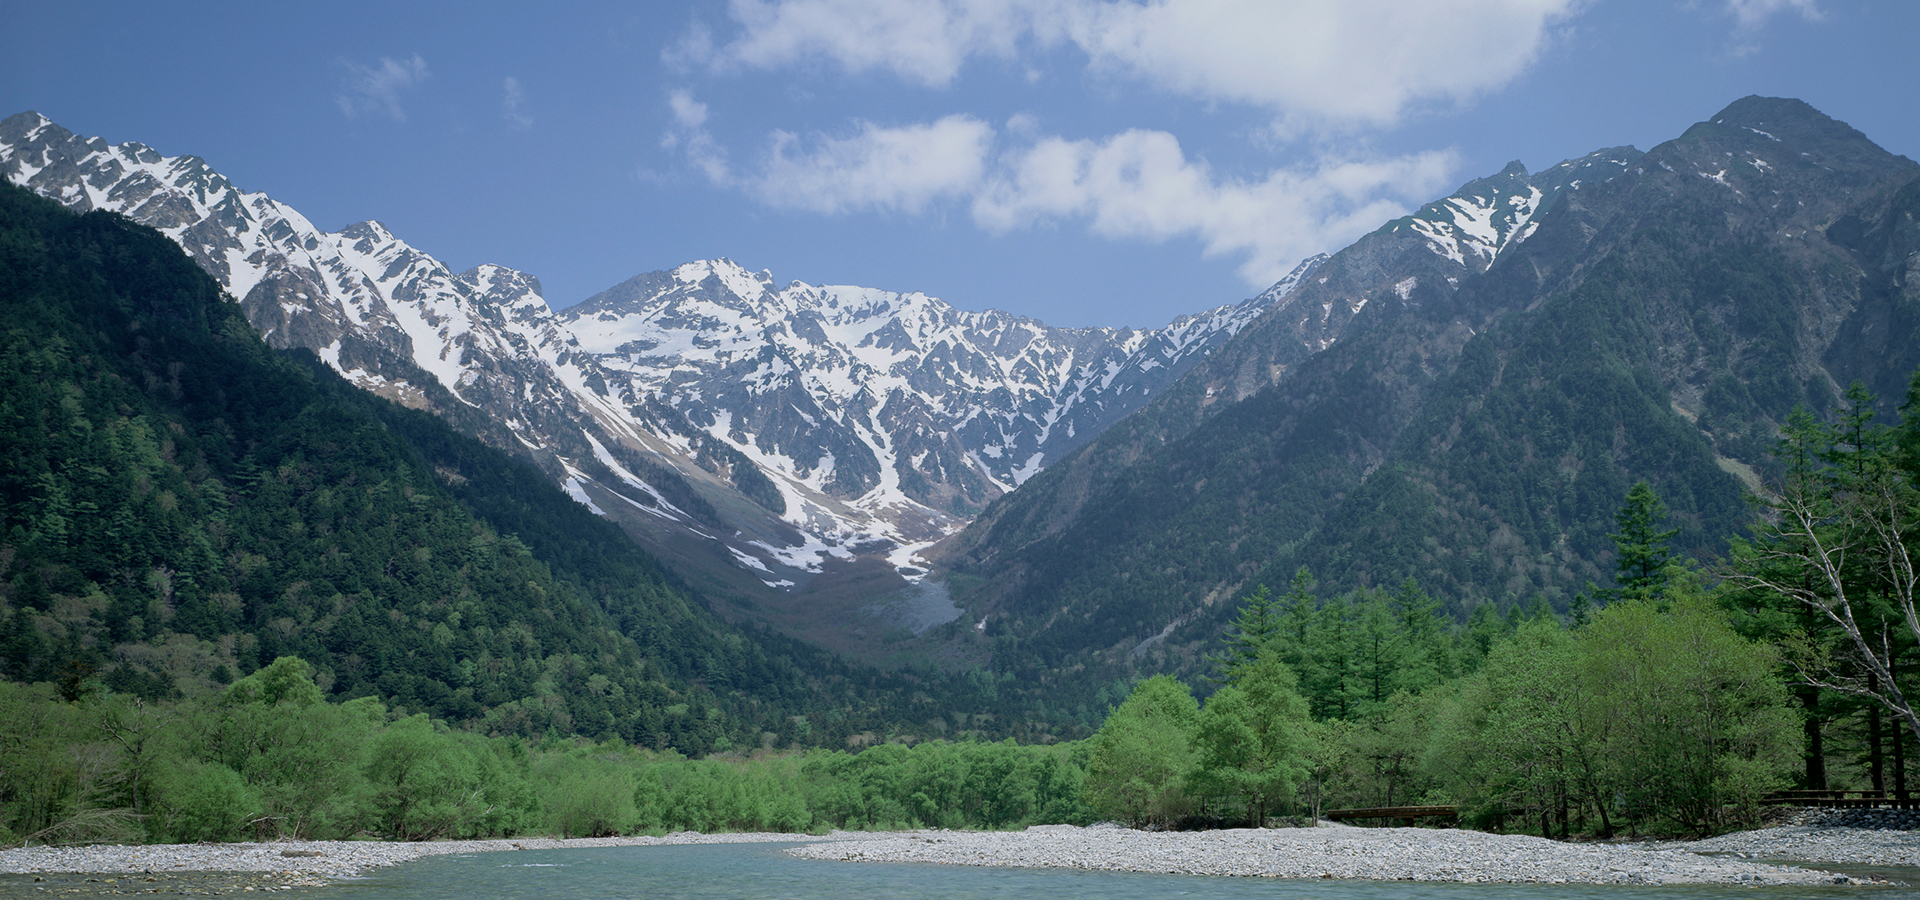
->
728, 547, 773, 573
561, 476, 606, 515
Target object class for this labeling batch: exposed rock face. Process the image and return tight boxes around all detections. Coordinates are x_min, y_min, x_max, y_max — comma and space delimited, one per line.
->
0, 111, 1297, 598
937, 97, 1920, 690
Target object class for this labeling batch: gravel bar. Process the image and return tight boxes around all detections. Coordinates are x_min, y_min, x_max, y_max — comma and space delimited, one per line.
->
787, 822, 1869, 886
0, 830, 877, 886
5, 819, 1906, 889
1662, 809, 1920, 869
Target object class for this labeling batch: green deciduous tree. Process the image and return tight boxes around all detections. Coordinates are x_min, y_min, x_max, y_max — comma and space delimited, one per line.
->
1433, 592, 1798, 836
1083, 675, 1198, 827
1191, 647, 1312, 826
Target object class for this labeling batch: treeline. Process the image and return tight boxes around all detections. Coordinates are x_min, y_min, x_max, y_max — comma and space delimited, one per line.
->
0, 656, 1090, 844
1082, 570, 1793, 836
1083, 374, 1920, 837
8, 377, 1916, 844
0, 181, 1041, 754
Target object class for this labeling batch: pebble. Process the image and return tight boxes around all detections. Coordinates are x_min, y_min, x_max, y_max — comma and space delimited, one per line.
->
5, 815, 1914, 888
1660, 808, 1920, 868
0, 831, 875, 883
786, 821, 1878, 886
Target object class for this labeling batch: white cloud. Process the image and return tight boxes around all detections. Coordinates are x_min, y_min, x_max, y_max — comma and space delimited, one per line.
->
502, 76, 533, 130
667, 108, 1455, 287
1725, 0, 1822, 30
694, 0, 1578, 126
662, 91, 992, 213
1062, 0, 1577, 125
698, 0, 1043, 86
663, 89, 732, 183
756, 115, 996, 214
973, 129, 1457, 285
335, 55, 430, 122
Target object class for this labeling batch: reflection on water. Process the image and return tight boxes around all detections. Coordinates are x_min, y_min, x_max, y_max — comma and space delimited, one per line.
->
8, 843, 1920, 900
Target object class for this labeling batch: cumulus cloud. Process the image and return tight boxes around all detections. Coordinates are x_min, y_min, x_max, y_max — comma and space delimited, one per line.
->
502, 76, 533, 130
973, 129, 1457, 285
335, 55, 430, 122
693, 0, 1043, 86
756, 115, 995, 214
667, 105, 1456, 287
690, 0, 1577, 126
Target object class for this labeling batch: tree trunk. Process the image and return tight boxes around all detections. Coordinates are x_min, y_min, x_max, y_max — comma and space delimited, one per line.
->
1803, 688, 1828, 790
1870, 677, 1888, 794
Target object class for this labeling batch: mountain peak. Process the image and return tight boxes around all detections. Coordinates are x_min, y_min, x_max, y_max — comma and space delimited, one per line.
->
1711, 95, 1830, 130
1696, 95, 1885, 158
0, 110, 54, 136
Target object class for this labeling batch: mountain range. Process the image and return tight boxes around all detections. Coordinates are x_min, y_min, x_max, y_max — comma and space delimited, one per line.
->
0, 111, 1308, 629
936, 97, 1920, 703
8, 98, 1915, 702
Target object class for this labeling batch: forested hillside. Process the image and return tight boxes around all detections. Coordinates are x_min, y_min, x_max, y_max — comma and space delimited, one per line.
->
0, 182, 1019, 752
938, 97, 1920, 710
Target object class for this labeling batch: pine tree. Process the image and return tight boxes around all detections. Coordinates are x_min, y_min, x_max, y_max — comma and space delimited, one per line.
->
1213, 585, 1277, 683
1606, 481, 1680, 607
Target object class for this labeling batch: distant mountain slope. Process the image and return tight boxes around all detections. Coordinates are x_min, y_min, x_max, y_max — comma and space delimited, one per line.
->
937, 145, 1640, 572
0, 113, 1302, 636
564, 257, 1306, 527
938, 97, 1920, 693
0, 181, 922, 751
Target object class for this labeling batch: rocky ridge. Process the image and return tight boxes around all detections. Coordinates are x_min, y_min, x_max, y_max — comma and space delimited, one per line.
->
0, 107, 1673, 646
0, 111, 1334, 598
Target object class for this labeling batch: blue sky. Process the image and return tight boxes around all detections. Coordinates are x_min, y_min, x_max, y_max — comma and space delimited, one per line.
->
4, 0, 1916, 328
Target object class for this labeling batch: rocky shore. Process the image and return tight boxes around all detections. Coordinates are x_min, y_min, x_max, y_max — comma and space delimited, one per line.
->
6, 814, 1918, 890
790, 822, 1871, 886
0, 830, 872, 890
1663, 808, 1920, 868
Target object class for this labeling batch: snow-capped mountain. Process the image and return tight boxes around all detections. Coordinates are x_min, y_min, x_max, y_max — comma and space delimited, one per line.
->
1150, 148, 1644, 419
939, 147, 1645, 580
0, 112, 607, 455
564, 257, 1308, 520
0, 111, 784, 576
0, 110, 1296, 594
0, 107, 1631, 622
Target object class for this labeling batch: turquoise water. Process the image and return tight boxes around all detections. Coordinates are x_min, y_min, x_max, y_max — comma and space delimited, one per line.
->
326, 844, 1919, 900
7, 843, 1919, 899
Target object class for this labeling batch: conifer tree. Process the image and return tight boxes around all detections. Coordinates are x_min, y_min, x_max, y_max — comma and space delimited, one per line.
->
1607, 481, 1680, 607
1212, 584, 1277, 683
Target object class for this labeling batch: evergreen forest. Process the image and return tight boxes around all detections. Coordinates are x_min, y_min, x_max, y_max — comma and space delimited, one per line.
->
7, 161, 1920, 844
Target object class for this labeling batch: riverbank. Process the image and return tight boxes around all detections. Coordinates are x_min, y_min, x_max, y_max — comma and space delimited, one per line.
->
790, 822, 1869, 886
2, 817, 1908, 889
1663, 809, 1920, 868
0, 830, 876, 887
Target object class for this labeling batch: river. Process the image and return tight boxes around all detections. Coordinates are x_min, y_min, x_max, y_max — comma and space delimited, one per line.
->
6, 843, 1920, 898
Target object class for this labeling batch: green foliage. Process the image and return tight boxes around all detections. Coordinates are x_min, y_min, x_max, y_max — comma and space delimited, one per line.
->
1431, 592, 1798, 836
0, 182, 1042, 753
1083, 675, 1198, 827
1601, 481, 1681, 606
1190, 647, 1312, 826
0, 654, 1089, 844
536, 749, 638, 837
148, 759, 256, 843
